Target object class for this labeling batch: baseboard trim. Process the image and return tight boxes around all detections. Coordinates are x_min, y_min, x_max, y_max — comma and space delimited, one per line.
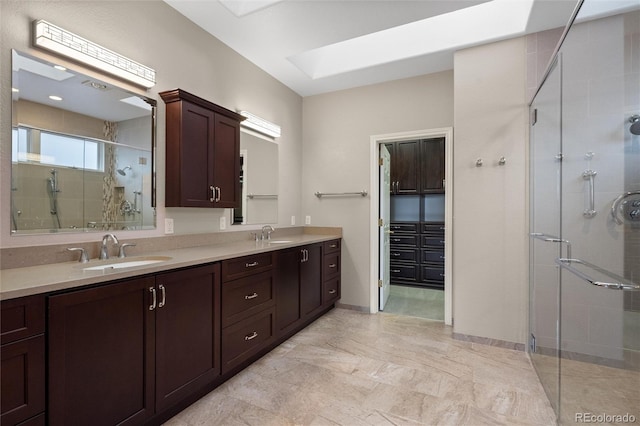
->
452, 332, 525, 351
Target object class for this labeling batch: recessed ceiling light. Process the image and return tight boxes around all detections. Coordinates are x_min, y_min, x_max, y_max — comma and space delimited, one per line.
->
49, 95, 63, 101
53, 65, 67, 71
11, 87, 19, 93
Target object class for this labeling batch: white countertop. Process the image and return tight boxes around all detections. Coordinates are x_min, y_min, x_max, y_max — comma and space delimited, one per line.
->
0, 234, 340, 300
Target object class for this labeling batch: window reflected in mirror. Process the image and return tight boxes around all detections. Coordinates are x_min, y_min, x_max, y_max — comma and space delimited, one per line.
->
10, 50, 156, 234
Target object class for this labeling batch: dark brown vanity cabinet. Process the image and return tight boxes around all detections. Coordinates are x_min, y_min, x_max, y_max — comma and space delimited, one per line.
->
1, 295, 46, 426
160, 89, 244, 208
47, 264, 221, 425
322, 240, 341, 305
220, 253, 276, 375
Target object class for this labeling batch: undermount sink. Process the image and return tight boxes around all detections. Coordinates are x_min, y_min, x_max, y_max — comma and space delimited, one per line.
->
81, 256, 172, 271
268, 240, 293, 244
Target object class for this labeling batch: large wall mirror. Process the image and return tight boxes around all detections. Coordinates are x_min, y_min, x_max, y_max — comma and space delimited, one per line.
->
233, 131, 278, 225
10, 50, 156, 235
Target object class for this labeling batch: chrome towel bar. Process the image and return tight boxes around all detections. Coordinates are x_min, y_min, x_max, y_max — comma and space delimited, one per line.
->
315, 190, 368, 198
247, 194, 278, 199
555, 258, 640, 291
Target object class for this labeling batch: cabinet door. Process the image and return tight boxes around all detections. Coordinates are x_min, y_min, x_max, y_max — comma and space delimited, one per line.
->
155, 264, 221, 412
421, 138, 445, 193
167, 100, 216, 207
48, 276, 155, 426
213, 113, 241, 208
275, 248, 301, 335
300, 244, 323, 319
395, 140, 420, 194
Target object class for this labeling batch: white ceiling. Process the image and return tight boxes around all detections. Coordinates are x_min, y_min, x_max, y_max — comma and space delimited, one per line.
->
164, 0, 579, 96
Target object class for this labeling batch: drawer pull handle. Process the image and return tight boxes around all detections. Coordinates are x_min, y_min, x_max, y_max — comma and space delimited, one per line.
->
440, 273, 445, 277
245, 292, 258, 300
440, 256, 445, 260
330, 244, 337, 248
329, 264, 337, 268
391, 269, 401, 273
391, 238, 401, 242
149, 287, 156, 311
391, 252, 400, 256
439, 241, 445, 244
245, 331, 258, 341
245, 261, 259, 268
329, 289, 337, 294
158, 284, 166, 308
440, 227, 445, 230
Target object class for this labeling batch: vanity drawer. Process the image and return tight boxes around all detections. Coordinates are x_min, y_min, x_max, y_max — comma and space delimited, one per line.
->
323, 239, 341, 254
323, 253, 341, 280
221, 307, 275, 374
222, 252, 273, 281
1, 295, 45, 345
390, 222, 418, 234
389, 235, 419, 247
390, 263, 419, 281
323, 277, 340, 305
221, 271, 275, 327
390, 248, 418, 263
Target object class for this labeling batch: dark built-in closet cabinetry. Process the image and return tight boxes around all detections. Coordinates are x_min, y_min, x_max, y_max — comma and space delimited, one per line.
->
386, 138, 445, 290
160, 89, 244, 208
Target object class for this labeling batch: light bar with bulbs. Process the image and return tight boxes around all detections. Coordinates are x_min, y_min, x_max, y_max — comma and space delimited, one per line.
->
238, 110, 281, 138
32, 20, 156, 89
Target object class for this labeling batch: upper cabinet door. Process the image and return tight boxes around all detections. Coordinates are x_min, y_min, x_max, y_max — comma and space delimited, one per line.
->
394, 140, 420, 194
160, 89, 244, 208
212, 114, 241, 208
420, 138, 445, 193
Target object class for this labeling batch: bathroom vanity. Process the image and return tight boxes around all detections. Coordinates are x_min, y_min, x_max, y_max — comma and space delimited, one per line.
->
0, 234, 341, 426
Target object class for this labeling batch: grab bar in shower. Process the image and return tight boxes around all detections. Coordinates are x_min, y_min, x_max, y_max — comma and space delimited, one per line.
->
582, 169, 597, 218
530, 233, 572, 259
555, 258, 640, 291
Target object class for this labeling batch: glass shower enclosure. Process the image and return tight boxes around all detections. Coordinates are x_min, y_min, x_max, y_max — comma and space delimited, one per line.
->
529, 0, 640, 424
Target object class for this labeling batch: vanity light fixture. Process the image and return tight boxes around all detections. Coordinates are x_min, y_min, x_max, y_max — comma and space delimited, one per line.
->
32, 20, 156, 89
238, 110, 281, 138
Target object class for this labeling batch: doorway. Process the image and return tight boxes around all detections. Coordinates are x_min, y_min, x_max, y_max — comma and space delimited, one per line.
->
369, 128, 453, 325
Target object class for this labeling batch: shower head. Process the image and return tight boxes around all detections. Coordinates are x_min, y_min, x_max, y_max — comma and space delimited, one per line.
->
117, 166, 132, 176
630, 115, 640, 136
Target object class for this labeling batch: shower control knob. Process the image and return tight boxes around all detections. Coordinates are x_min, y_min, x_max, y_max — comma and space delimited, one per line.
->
630, 209, 640, 221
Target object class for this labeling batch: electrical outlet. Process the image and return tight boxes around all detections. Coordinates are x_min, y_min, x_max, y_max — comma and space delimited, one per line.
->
220, 216, 227, 230
305, 215, 311, 225
164, 218, 174, 234
291, 216, 296, 225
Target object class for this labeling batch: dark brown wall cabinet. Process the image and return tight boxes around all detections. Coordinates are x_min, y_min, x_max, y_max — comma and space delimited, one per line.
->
160, 89, 244, 208
385, 137, 445, 194
47, 264, 221, 425
1, 295, 45, 426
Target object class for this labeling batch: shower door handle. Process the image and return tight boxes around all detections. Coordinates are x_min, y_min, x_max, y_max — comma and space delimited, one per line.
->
555, 258, 640, 291
530, 233, 572, 259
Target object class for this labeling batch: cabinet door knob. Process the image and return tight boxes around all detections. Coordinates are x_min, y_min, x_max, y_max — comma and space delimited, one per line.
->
149, 287, 156, 311
245, 261, 259, 268
329, 264, 337, 268
209, 185, 215, 202
215, 186, 221, 202
329, 289, 337, 294
244, 331, 258, 341
158, 284, 166, 308
245, 292, 258, 300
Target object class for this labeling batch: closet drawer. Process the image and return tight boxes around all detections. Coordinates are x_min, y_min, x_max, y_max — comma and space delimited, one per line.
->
390, 223, 418, 234
422, 265, 445, 282
422, 235, 445, 247
221, 271, 275, 327
222, 252, 273, 281
422, 223, 445, 234
221, 307, 275, 374
390, 248, 418, 262
421, 249, 445, 264
390, 264, 419, 281
390, 235, 419, 247
323, 239, 341, 254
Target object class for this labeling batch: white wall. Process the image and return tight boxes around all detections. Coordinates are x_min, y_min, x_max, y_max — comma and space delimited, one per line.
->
302, 71, 454, 309
453, 37, 529, 344
0, 0, 302, 248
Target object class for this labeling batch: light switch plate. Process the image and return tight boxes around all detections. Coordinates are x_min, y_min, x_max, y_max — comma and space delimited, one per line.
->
220, 216, 227, 230
305, 215, 311, 225
291, 216, 296, 225
164, 218, 174, 234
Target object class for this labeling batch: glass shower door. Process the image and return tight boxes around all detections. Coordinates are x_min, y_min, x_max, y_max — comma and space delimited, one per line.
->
529, 56, 563, 414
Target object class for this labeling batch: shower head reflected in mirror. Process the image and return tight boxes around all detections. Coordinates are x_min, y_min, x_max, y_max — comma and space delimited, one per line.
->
117, 166, 132, 176
629, 115, 640, 135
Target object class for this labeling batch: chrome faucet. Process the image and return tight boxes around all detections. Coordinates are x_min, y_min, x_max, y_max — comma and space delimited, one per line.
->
99, 233, 119, 259
261, 225, 275, 241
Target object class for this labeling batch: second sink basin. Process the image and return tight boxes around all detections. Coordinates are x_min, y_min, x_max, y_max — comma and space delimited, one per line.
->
268, 240, 293, 244
82, 256, 172, 271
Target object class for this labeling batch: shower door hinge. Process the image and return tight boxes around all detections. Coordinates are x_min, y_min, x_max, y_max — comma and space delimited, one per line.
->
378, 280, 383, 288
531, 109, 537, 126
379, 158, 384, 166
378, 218, 384, 227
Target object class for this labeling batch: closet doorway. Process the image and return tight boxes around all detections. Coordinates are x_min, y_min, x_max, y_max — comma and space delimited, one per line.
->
369, 128, 453, 325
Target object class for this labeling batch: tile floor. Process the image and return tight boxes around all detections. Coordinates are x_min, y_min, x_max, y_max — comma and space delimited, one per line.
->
382, 285, 444, 321
165, 308, 556, 425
